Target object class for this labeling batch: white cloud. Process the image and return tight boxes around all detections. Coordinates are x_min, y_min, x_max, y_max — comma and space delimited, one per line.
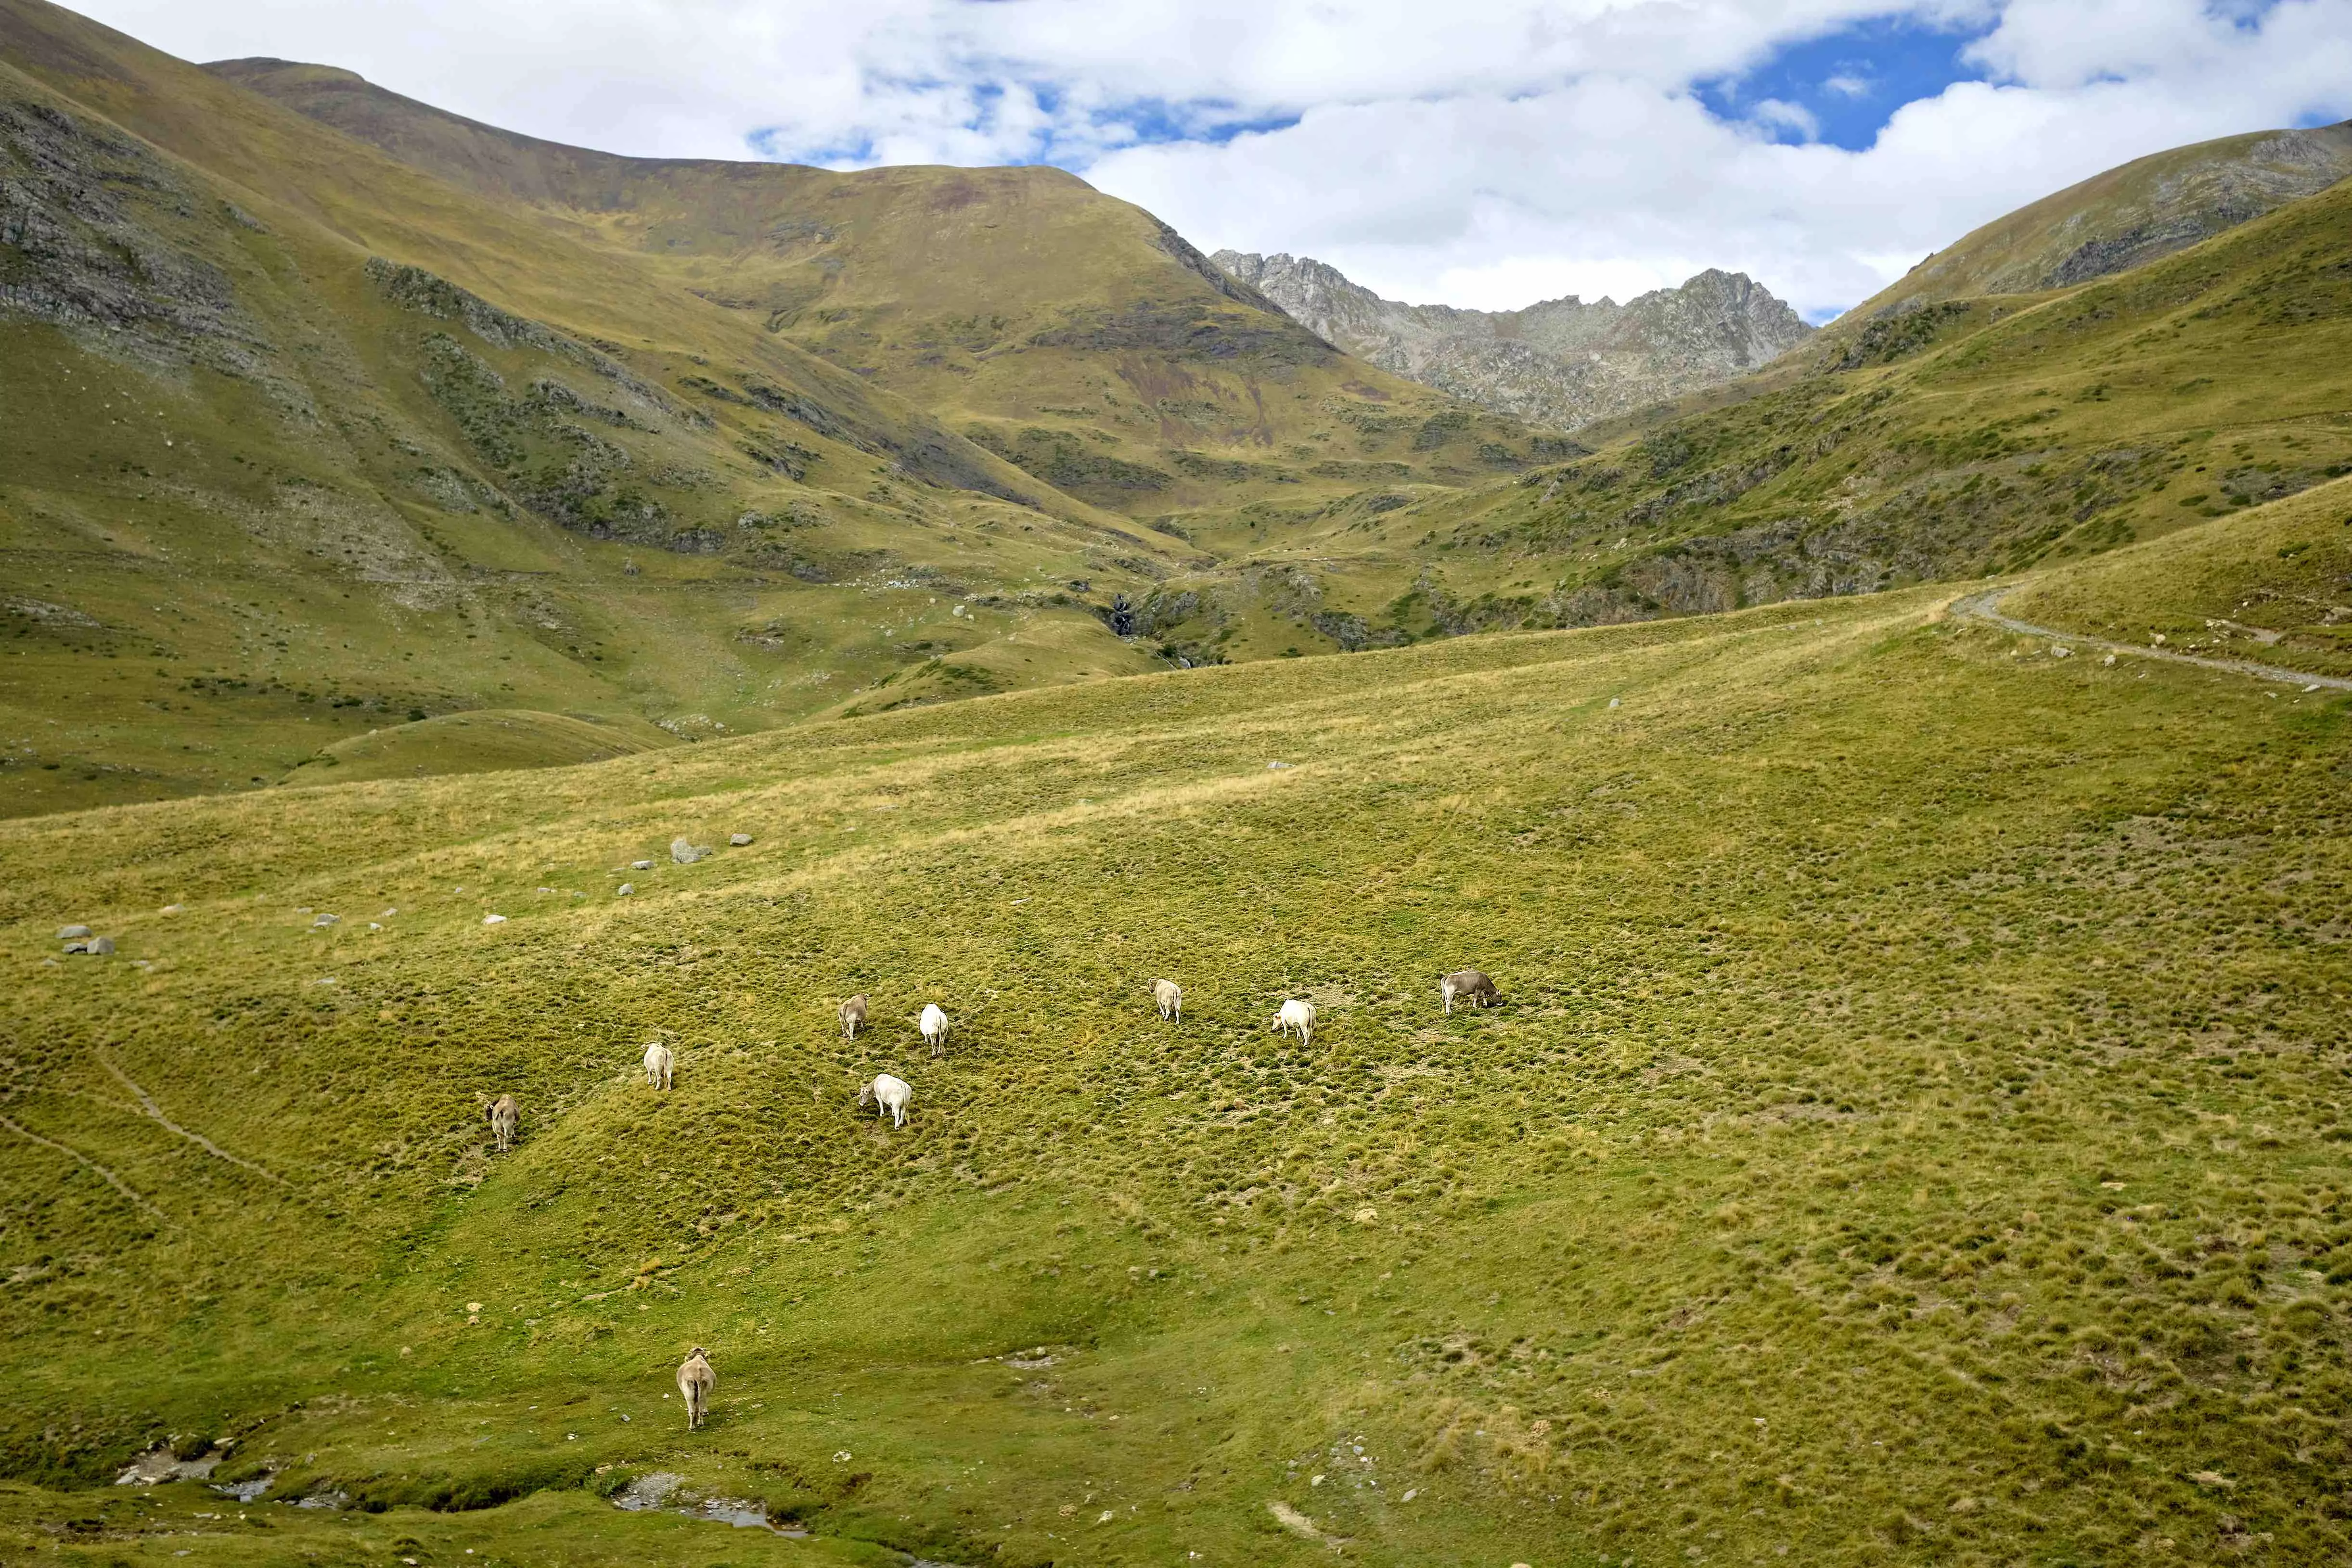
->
63, 0, 2352, 318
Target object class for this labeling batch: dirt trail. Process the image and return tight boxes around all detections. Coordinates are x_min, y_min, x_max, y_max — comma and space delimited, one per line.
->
97, 1049, 289, 1185
0, 1115, 174, 1226
1952, 587, 2352, 691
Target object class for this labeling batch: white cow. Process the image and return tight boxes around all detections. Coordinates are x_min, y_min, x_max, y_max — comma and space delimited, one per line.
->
919, 1003, 950, 1058
1151, 978, 1182, 1022
1272, 998, 1316, 1047
858, 1073, 914, 1128
643, 1041, 675, 1090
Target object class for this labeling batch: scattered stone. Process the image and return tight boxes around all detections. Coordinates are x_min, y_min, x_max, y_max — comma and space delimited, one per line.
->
2052, 646, 2072, 658
1608, 697, 1621, 708
631, 860, 654, 871
617, 884, 634, 897
729, 833, 753, 846
1266, 761, 1293, 771
2306, 683, 2323, 693
63, 936, 116, 956
671, 837, 709, 864
116, 1444, 223, 1486
2102, 653, 2116, 666
483, 913, 508, 925
311, 913, 339, 927
58, 925, 91, 940
160, 904, 184, 915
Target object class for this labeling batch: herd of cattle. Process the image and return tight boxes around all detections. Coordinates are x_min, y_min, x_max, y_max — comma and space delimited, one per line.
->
479, 968, 1502, 1426
479, 968, 1501, 1151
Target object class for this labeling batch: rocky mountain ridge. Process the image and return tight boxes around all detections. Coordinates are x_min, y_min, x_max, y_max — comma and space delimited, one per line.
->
1215, 250, 1813, 431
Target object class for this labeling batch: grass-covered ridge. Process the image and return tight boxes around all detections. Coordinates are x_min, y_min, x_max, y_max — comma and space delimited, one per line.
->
6, 492, 2352, 1564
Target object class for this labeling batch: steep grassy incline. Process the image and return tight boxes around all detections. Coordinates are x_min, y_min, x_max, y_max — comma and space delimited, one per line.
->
0, 0, 1208, 818
1196, 164, 2352, 653
206, 53, 1560, 529
4, 497, 2351, 1565
1861, 120, 2352, 311
0, 0, 1578, 820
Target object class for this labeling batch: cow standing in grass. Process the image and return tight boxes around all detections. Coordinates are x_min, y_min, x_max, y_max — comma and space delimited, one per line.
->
1272, 998, 1316, 1047
839, 995, 868, 1040
643, 1041, 675, 1090
486, 1094, 519, 1151
857, 1073, 913, 1129
1151, 978, 1182, 1023
678, 1347, 715, 1431
1441, 969, 1501, 1015
919, 1003, 950, 1057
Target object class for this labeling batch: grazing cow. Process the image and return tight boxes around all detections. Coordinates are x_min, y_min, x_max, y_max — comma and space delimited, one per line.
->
838, 995, 869, 1041
678, 1347, 715, 1431
643, 1041, 675, 1090
857, 1073, 914, 1129
919, 1003, 950, 1057
1272, 998, 1316, 1047
1440, 969, 1501, 1015
487, 1094, 519, 1151
1151, 978, 1182, 1023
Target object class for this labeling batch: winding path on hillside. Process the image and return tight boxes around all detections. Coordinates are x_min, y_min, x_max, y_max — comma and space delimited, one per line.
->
98, 1049, 289, 1186
1951, 587, 2352, 692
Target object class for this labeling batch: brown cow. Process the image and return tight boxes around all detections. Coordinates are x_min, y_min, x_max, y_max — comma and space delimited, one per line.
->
678, 1347, 715, 1430
487, 1094, 519, 1151
1440, 969, 1501, 1015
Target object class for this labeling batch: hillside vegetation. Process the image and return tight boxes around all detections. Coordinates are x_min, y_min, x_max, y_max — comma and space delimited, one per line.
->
11, 0, 2352, 826
1198, 162, 2352, 650
4, 488, 2352, 1565
1860, 120, 2352, 311
0, 0, 1549, 818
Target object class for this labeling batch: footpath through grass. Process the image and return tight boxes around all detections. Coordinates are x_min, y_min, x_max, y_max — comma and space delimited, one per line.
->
4, 553, 2352, 1566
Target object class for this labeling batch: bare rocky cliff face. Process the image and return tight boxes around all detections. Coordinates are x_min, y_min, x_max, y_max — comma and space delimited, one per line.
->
1214, 251, 1812, 431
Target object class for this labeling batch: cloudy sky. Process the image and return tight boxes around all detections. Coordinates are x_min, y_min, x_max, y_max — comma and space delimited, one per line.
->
73, 0, 2352, 320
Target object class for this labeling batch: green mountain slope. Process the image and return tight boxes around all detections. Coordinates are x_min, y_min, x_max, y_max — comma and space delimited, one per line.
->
4, 491, 2351, 1565
1188, 158, 2352, 648
202, 54, 1559, 529
0, 0, 1555, 819
1863, 119, 2352, 311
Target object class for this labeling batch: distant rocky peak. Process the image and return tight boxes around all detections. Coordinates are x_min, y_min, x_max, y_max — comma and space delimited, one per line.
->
1214, 249, 1812, 432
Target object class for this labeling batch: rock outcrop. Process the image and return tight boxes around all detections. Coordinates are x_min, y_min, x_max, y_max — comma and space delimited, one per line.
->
1214, 252, 1812, 431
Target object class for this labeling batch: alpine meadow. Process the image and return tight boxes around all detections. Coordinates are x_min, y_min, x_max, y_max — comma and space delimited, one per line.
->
7, 2, 2352, 1566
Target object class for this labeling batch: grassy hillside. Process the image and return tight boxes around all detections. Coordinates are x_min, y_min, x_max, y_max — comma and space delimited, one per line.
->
4, 488, 2352, 1564
1212, 161, 2352, 650
2005, 474, 2352, 679
0, 0, 1567, 820
206, 56, 1558, 528
1859, 120, 2352, 312
0, 0, 1218, 818
18, 1, 2352, 827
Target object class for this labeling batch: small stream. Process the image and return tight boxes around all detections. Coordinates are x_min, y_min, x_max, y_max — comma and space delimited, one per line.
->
612, 1471, 809, 1536
611, 1472, 965, 1563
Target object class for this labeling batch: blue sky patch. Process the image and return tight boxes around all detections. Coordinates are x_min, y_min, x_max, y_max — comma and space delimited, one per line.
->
1699, 13, 2000, 151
